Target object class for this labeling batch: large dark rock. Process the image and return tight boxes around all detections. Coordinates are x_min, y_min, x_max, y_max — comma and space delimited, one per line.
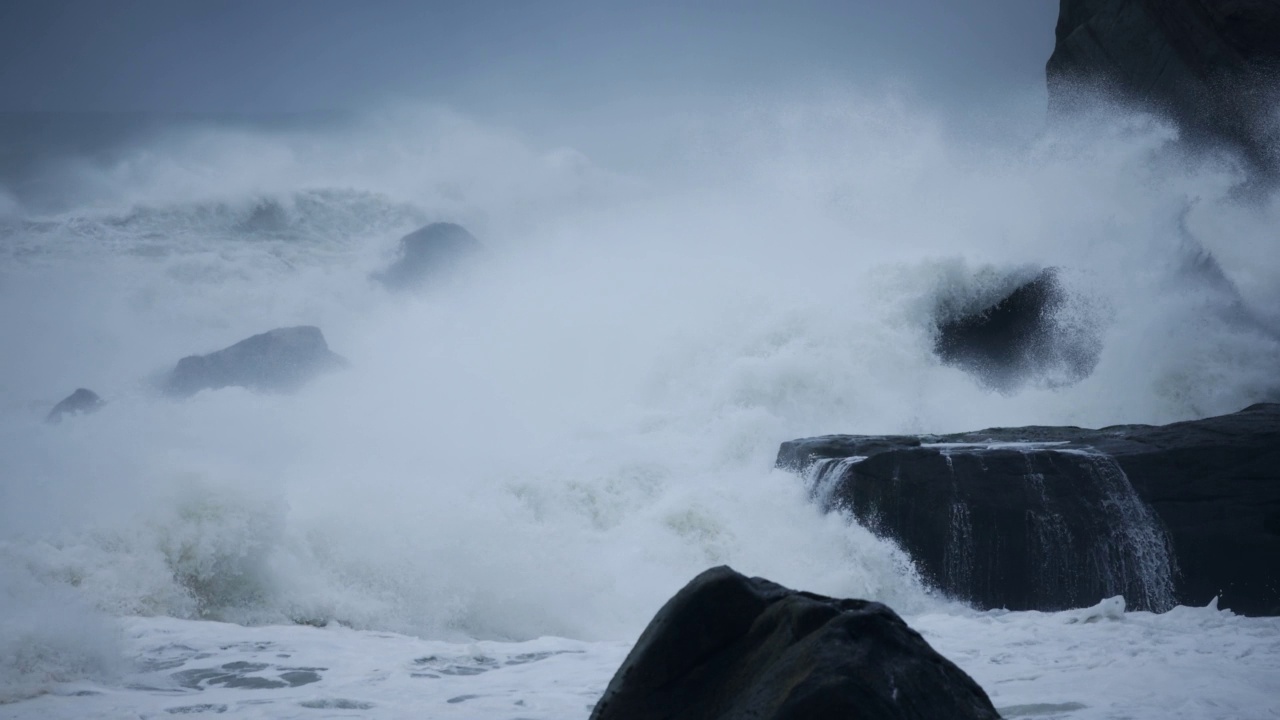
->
591, 566, 999, 720
1046, 0, 1280, 173
373, 222, 482, 292
45, 388, 104, 423
934, 268, 1100, 392
778, 403, 1280, 615
164, 326, 347, 397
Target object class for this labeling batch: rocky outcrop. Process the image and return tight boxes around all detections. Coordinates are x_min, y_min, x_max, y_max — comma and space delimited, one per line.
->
934, 268, 1100, 392
1046, 0, 1280, 173
164, 326, 347, 397
590, 566, 999, 720
45, 388, 104, 423
373, 222, 482, 292
778, 403, 1280, 615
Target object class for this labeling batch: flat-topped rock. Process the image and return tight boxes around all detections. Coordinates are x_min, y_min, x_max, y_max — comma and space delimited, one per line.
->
778, 404, 1280, 615
164, 326, 347, 397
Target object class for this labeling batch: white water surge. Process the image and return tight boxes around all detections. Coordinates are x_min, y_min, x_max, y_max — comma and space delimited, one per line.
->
1, 97, 1279, 718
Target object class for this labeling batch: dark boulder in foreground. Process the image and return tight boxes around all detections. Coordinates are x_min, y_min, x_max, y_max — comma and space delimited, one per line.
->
45, 388, 104, 423
374, 222, 482, 292
1047, 0, 1280, 173
934, 268, 1100, 392
778, 403, 1280, 615
591, 566, 998, 720
164, 326, 347, 397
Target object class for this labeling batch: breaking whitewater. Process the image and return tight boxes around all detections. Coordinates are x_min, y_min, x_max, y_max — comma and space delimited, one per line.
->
2, 97, 1279, 719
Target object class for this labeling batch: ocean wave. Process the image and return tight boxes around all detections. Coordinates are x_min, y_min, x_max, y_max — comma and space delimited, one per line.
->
0, 94, 1277, 651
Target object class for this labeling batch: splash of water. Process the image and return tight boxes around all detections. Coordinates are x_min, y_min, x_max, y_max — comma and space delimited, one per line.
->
0, 95, 1276, 690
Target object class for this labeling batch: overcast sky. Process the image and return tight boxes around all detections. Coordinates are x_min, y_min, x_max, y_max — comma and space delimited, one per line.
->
0, 1, 1059, 117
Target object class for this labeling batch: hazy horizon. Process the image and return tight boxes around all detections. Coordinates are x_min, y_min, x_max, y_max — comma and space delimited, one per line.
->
2, 1, 1058, 116
1, 2, 1063, 195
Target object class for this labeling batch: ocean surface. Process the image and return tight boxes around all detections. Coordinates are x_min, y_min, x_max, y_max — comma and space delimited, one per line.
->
2, 99, 1279, 719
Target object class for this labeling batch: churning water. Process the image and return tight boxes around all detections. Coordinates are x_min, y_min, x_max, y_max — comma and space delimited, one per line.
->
2, 96, 1279, 718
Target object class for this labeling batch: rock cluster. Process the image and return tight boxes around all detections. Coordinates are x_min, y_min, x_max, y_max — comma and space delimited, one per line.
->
44, 222, 479, 419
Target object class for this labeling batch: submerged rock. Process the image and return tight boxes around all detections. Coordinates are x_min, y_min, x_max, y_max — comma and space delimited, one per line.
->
778, 403, 1280, 615
590, 566, 999, 720
45, 388, 104, 423
373, 222, 482, 292
164, 326, 347, 397
934, 268, 1100, 392
1047, 0, 1280, 174
235, 199, 290, 234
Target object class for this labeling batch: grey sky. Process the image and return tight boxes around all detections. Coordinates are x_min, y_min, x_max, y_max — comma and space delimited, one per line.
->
0, 1, 1059, 116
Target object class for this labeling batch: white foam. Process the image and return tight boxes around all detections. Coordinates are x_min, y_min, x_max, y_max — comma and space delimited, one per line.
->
4, 605, 1278, 719
924, 441, 1073, 450
3, 616, 628, 719
915, 603, 1280, 720
1, 93, 1278, 715
0, 574, 122, 705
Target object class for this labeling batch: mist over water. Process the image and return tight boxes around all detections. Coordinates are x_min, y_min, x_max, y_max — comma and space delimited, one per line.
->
1, 91, 1279, 697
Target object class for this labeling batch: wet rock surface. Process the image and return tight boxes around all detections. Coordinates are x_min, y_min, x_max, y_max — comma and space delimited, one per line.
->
1047, 0, 1280, 174
591, 566, 999, 720
164, 326, 347, 397
778, 403, 1280, 615
374, 222, 482, 292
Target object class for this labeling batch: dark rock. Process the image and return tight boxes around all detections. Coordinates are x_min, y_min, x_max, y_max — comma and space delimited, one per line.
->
778, 403, 1280, 615
45, 388, 104, 423
1046, 0, 1280, 174
799, 442, 1178, 614
590, 566, 999, 720
373, 222, 482, 291
164, 326, 347, 397
934, 268, 1100, 392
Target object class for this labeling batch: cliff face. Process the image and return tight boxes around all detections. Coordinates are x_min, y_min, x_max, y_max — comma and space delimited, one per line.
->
778, 404, 1280, 616
1046, 0, 1280, 172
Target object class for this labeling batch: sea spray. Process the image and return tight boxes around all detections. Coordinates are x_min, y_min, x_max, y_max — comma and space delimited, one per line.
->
0, 95, 1276, 659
